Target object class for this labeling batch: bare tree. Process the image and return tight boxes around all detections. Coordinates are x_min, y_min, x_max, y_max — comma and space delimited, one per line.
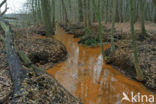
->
130, 0, 144, 81
61, 0, 68, 26
41, 0, 54, 35
0, 0, 7, 8
0, 0, 8, 16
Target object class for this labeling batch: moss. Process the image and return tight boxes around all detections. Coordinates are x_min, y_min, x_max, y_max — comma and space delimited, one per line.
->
79, 35, 98, 47
84, 38, 98, 46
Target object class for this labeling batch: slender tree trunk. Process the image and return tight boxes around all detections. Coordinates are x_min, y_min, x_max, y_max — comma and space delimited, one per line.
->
130, 0, 144, 81
61, 0, 68, 26
52, 0, 55, 28
104, 0, 108, 24
115, 1, 119, 22
153, 0, 156, 6
41, 0, 54, 35
92, 0, 106, 60
68, 0, 72, 21
111, 0, 117, 52
87, 0, 91, 26
78, 0, 83, 22
37, 0, 42, 24
140, 0, 147, 38
31, 0, 37, 23
83, 0, 87, 26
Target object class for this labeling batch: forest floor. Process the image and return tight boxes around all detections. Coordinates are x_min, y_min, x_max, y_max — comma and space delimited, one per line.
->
0, 30, 13, 103
63, 22, 156, 92
0, 25, 81, 104
14, 25, 67, 69
0, 22, 155, 103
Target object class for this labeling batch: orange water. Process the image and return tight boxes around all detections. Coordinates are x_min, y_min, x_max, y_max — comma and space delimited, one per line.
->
47, 26, 155, 104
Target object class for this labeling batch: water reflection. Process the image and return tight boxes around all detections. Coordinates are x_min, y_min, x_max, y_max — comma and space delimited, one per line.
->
47, 26, 155, 104
93, 54, 103, 83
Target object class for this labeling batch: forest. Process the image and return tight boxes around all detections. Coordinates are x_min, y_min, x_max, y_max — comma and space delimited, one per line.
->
0, 0, 156, 104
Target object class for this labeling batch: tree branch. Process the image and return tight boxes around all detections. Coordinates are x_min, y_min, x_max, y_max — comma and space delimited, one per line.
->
0, 5, 8, 16
0, 0, 7, 8
0, 0, 8, 16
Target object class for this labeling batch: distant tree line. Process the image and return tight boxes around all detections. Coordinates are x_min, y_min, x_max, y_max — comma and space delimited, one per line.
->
25, 0, 156, 34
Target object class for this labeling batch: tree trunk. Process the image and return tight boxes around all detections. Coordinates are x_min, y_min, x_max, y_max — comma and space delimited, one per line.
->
52, 0, 55, 29
0, 20, 26, 104
130, 0, 144, 81
153, 0, 156, 6
83, 0, 87, 26
92, 0, 106, 61
41, 0, 54, 35
140, 0, 147, 38
104, 0, 108, 23
111, 0, 117, 52
61, 0, 68, 26
78, 0, 83, 22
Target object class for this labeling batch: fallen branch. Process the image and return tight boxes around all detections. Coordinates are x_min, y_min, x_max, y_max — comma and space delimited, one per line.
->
0, 20, 26, 104
15, 39, 82, 104
3, 16, 17, 20
0, 19, 81, 103
17, 50, 46, 73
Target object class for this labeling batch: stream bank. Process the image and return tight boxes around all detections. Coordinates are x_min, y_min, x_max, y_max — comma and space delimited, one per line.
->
0, 23, 81, 104
0, 22, 155, 104
47, 25, 156, 104
14, 25, 67, 69
61, 22, 156, 92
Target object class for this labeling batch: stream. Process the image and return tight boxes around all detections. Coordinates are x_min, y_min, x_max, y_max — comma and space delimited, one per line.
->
47, 26, 155, 104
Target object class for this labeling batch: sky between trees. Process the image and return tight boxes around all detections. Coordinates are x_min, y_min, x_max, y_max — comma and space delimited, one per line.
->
1, 0, 26, 13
